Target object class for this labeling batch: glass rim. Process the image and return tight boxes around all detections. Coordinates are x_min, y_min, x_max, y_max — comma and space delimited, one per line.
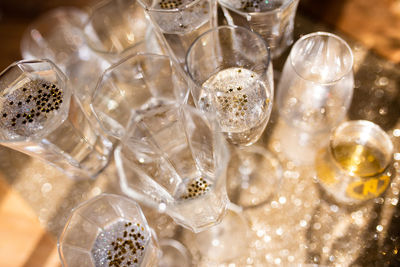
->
328, 120, 394, 177
185, 25, 272, 86
137, 0, 206, 13
0, 58, 69, 143
219, 0, 299, 15
290, 31, 354, 85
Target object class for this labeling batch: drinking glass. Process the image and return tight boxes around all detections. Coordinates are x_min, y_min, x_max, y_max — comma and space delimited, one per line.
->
90, 53, 188, 140
186, 25, 281, 207
0, 59, 112, 179
218, 0, 300, 58
137, 0, 218, 65
315, 120, 394, 205
58, 193, 160, 266
115, 103, 230, 233
276, 32, 354, 164
277, 32, 354, 133
83, 0, 163, 64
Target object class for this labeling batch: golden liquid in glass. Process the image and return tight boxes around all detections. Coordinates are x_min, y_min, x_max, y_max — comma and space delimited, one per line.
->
332, 143, 386, 177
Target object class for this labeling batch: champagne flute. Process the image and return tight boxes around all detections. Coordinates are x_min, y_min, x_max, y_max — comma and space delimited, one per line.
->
186, 25, 282, 207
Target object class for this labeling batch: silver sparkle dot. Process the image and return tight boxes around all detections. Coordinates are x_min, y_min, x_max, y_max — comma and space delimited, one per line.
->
271, 201, 279, 208
279, 196, 286, 204
276, 227, 283, 235
330, 204, 339, 212
393, 129, 400, 137
274, 258, 281, 264
394, 153, 400, 161
300, 220, 307, 227
41, 183, 52, 194
376, 225, 383, 232
313, 223, 321, 230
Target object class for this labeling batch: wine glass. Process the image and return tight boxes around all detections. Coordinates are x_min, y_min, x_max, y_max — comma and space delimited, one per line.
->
114, 103, 230, 233
186, 25, 282, 208
218, 0, 300, 58
58, 193, 191, 266
90, 53, 188, 140
137, 0, 218, 66
0, 59, 112, 179
276, 32, 354, 164
315, 120, 394, 205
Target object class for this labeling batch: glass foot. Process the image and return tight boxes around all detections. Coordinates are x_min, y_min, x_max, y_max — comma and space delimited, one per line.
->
188, 208, 249, 263
227, 145, 282, 208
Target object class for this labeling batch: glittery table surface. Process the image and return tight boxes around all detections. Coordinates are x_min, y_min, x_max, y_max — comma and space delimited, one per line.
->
1, 11, 400, 267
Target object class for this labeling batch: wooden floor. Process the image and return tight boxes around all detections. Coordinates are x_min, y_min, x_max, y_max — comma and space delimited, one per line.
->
0, 0, 399, 266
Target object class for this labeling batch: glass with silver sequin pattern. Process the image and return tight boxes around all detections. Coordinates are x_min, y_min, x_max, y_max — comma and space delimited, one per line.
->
219, 0, 300, 58
115, 103, 230, 233
186, 25, 281, 208
58, 194, 159, 267
0, 59, 112, 179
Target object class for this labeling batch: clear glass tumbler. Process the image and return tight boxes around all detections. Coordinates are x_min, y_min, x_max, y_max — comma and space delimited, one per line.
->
315, 120, 394, 205
58, 193, 160, 266
218, 0, 300, 58
0, 59, 112, 179
137, 0, 218, 65
83, 0, 159, 63
186, 25, 281, 207
90, 53, 188, 140
115, 103, 230, 233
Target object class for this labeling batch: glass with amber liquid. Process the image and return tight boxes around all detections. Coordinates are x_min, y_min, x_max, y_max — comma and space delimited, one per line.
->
315, 120, 393, 205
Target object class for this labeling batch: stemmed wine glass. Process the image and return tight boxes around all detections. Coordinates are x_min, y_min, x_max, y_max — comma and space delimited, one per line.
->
186, 25, 282, 208
58, 193, 191, 266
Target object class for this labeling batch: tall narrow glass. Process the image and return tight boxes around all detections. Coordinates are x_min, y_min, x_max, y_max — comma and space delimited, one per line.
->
137, 0, 217, 65
0, 59, 112, 179
218, 0, 300, 58
186, 25, 281, 207
115, 103, 230, 233
276, 32, 354, 164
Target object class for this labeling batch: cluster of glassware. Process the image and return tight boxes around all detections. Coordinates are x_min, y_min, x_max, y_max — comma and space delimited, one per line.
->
0, 0, 395, 266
